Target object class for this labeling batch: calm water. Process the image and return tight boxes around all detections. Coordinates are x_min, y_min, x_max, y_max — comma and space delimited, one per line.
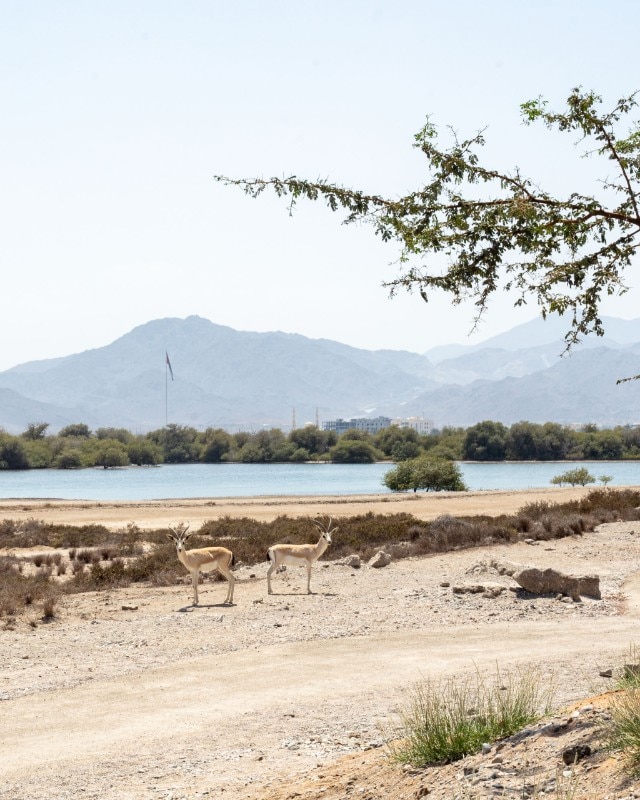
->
1, 461, 640, 501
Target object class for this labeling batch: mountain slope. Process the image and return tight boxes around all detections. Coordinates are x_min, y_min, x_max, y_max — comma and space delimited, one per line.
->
1, 316, 640, 433
392, 347, 640, 426
0, 316, 437, 432
425, 314, 640, 363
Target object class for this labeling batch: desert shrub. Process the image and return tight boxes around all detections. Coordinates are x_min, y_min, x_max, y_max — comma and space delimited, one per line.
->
76, 548, 98, 564
605, 689, 640, 775
390, 666, 554, 766
126, 543, 183, 586
518, 500, 555, 520
0, 558, 55, 618
71, 560, 84, 575
0, 519, 112, 550
550, 467, 595, 487
575, 489, 640, 518
41, 594, 58, 619
408, 515, 516, 556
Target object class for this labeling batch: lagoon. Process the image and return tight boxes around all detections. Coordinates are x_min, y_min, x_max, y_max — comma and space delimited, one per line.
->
1, 461, 640, 501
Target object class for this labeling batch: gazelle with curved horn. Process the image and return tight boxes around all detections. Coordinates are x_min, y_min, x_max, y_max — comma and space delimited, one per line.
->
266, 517, 337, 595
167, 523, 235, 606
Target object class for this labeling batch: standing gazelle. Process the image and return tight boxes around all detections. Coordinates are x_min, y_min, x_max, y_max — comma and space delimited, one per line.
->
266, 517, 337, 595
167, 523, 235, 606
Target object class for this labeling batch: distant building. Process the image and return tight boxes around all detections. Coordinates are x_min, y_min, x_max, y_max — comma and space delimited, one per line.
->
392, 416, 434, 435
322, 415, 433, 436
322, 416, 392, 435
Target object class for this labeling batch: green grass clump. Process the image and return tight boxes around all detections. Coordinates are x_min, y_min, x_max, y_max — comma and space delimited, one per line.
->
599, 643, 640, 776
390, 667, 554, 766
603, 688, 640, 775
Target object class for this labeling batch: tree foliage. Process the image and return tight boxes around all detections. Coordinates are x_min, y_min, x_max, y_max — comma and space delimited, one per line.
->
463, 421, 508, 461
383, 456, 467, 492
216, 88, 640, 350
2, 418, 640, 470
550, 467, 596, 487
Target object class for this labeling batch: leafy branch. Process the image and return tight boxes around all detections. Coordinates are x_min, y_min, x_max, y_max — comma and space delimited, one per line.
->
215, 88, 640, 349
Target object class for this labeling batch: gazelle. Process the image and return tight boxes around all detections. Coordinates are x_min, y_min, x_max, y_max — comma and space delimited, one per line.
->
266, 517, 337, 595
167, 523, 235, 606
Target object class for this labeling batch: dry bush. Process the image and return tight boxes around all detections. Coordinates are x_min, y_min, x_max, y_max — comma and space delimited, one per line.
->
76, 548, 99, 564
66, 558, 131, 592
125, 543, 184, 586
0, 558, 55, 619
41, 594, 59, 619
71, 560, 84, 575
404, 515, 516, 557
0, 518, 113, 549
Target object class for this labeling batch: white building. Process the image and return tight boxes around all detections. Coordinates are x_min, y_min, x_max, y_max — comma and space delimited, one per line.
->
322, 415, 433, 436
392, 416, 434, 435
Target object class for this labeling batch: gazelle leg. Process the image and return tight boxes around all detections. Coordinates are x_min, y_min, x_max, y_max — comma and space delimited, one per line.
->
306, 563, 312, 594
191, 570, 199, 605
266, 560, 276, 594
217, 565, 235, 604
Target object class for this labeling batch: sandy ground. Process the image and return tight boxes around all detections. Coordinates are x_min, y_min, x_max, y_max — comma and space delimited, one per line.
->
2, 488, 640, 800
0, 485, 612, 529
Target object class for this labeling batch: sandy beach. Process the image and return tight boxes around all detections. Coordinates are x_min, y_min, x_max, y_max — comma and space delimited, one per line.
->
0, 484, 612, 529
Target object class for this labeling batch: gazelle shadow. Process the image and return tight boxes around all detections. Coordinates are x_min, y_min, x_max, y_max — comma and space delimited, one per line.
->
177, 601, 235, 612
266, 591, 338, 597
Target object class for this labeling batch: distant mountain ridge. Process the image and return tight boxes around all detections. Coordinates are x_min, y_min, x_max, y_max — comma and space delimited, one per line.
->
1, 314, 640, 433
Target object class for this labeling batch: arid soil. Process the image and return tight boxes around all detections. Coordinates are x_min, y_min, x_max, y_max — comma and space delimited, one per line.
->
2, 489, 640, 800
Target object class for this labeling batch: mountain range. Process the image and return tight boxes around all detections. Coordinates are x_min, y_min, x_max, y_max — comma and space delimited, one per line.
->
1, 314, 640, 433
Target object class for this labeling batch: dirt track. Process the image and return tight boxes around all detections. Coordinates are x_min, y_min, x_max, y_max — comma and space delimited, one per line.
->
2, 490, 640, 799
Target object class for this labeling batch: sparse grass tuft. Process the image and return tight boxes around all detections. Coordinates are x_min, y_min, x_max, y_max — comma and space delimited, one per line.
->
389, 666, 554, 766
598, 643, 640, 776
603, 687, 640, 775
41, 594, 58, 619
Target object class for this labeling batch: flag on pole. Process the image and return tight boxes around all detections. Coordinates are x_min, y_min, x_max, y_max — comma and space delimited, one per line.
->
165, 351, 174, 381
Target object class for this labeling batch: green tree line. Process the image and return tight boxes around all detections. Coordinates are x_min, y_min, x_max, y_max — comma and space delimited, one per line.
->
1, 419, 640, 471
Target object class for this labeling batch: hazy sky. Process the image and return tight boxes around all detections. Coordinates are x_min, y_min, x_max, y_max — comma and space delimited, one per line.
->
2, 0, 639, 371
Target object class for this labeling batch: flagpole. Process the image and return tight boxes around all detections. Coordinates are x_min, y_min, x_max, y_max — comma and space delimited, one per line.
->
165, 350, 174, 426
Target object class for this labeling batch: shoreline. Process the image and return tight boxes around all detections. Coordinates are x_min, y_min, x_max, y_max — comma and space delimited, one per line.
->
1, 484, 633, 529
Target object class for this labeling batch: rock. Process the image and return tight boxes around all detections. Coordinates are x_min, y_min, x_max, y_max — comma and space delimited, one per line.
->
466, 559, 518, 577
599, 669, 613, 678
368, 551, 392, 568
341, 555, 362, 569
539, 719, 572, 737
514, 568, 601, 600
576, 575, 601, 599
452, 584, 485, 594
562, 744, 591, 765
